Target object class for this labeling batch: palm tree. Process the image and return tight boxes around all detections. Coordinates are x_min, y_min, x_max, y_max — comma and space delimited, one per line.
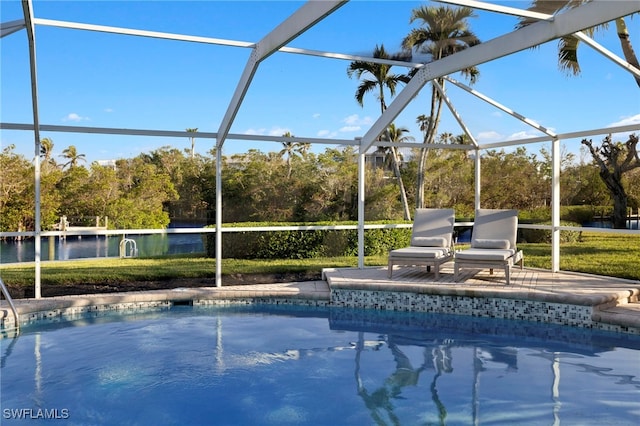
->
186, 128, 198, 159
381, 124, 415, 217
278, 132, 308, 179
40, 137, 57, 169
60, 145, 86, 169
517, 0, 639, 88
348, 44, 412, 220
402, 5, 481, 209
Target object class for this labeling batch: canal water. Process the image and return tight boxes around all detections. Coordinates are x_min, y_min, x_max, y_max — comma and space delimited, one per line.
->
0, 222, 206, 264
0, 221, 636, 265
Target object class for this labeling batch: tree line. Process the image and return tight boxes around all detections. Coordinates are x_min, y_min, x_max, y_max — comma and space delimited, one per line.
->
1, 133, 638, 233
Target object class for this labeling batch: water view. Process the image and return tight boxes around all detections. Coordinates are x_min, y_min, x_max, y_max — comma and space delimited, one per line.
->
0, 223, 205, 264
2, 305, 639, 425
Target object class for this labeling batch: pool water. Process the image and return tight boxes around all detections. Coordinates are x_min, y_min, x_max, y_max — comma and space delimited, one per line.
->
2, 305, 639, 425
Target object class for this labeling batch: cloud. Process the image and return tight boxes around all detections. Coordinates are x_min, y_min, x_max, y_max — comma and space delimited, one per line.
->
268, 127, 291, 137
317, 129, 337, 138
506, 130, 540, 140
104, 108, 114, 113
475, 130, 502, 143
244, 128, 266, 135
312, 113, 320, 119
342, 114, 373, 126
62, 112, 89, 122
609, 113, 640, 127
338, 114, 373, 133
243, 126, 292, 137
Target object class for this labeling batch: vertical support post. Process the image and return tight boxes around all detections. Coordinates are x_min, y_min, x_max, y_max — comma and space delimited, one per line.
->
215, 145, 223, 287
474, 148, 481, 211
551, 137, 561, 272
22, 0, 42, 298
357, 143, 365, 269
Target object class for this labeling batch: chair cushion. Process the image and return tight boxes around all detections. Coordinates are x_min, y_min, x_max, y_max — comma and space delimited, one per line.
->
411, 236, 447, 247
473, 238, 510, 249
455, 248, 516, 261
390, 247, 450, 259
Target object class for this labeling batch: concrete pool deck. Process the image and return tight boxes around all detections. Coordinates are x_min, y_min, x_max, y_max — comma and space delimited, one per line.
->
2, 265, 640, 334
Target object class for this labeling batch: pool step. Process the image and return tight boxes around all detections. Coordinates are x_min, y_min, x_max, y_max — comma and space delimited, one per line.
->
593, 301, 640, 330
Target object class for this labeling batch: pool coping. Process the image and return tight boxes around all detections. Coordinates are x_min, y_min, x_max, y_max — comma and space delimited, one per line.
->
2, 266, 640, 335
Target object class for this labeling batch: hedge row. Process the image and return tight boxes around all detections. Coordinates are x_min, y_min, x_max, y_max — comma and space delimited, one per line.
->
204, 219, 581, 260
204, 223, 413, 259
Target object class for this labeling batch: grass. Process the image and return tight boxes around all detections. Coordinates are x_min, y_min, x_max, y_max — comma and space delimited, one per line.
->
1, 232, 638, 289
520, 231, 640, 280
0, 255, 387, 287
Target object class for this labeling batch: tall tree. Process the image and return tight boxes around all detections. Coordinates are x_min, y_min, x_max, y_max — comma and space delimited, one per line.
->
186, 128, 198, 159
60, 145, 86, 169
582, 134, 640, 228
347, 44, 412, 220
40, 137, 56, 168
380, 124, 414, 216
518, 0, 640, 88
278, 131, 307, 180
402, 5, 480, 209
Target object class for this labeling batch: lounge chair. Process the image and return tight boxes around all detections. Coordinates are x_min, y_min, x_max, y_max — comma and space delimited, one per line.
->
454, 209, 524, 285
388, 208, 455, 279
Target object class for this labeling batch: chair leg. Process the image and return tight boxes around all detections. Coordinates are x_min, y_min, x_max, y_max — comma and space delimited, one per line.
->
489, 268, 494, 275
454, 264, 459, 282
505, 266, 510, 285
388, 260, 393, 278
434, 265, 440, 280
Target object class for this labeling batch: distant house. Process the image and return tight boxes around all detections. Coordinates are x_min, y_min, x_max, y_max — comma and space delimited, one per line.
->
96, 159, 117, 170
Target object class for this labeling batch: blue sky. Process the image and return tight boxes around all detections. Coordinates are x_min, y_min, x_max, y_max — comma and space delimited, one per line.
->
1, 0, 639, 164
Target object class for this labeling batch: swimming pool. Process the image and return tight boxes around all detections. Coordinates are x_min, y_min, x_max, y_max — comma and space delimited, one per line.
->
2, 305, 639, 425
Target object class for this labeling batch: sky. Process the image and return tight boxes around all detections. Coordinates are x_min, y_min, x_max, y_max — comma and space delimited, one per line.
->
1, 0, 639, 165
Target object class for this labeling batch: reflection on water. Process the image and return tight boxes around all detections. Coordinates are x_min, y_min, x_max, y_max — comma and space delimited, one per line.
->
0, 233, 204, 263
2, 306, 639, 425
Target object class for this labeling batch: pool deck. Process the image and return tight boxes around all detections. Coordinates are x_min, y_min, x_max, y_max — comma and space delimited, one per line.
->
2, 265, 640, 333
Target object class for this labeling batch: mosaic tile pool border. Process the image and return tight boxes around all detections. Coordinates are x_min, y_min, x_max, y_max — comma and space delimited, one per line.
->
329, 288, 640, 335
1, 297, 330, 333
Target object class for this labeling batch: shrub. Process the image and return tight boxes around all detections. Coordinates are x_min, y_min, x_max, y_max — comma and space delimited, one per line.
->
520, 221, 582, 243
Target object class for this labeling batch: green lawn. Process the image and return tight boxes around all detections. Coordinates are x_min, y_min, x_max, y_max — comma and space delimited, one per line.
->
1, 232, 638, 290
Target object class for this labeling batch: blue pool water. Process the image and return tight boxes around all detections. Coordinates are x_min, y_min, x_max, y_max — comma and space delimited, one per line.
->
2, 305, 639, 425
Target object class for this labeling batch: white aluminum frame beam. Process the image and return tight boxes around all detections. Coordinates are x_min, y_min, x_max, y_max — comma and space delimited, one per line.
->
438, 1, 640, 84
1, 19, 25, 38
444, 76, 556, 138
21, 0, 43, 298
31, 18, 423, 69
0, 123, 360, 146
360, 0, 640, 153
216, 0, 346, 148
432, 80, 479, 147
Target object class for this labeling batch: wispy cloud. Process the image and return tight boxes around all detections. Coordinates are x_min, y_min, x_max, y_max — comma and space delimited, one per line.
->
243, 126, 292, 137
475, 130, 502, 143
312, 113, 320, 119
609, 113, 640, 127
62, 112, 89, 122
339, 114, 373, 133
317, 129, 337, 138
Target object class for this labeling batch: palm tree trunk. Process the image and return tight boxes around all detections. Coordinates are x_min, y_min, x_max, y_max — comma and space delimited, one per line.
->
391, 146, 411, 220
416, 147, 429, 208
416, 80, 445, 209
615, 17, 640, 89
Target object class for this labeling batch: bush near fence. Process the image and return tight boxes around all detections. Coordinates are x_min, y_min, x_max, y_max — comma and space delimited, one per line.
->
204, 216, 586, 260
204, 222, 413, 259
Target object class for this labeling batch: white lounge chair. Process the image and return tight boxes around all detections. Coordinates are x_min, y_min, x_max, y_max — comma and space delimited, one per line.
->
388, 208, 455, 279
454, 209, 524, 285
